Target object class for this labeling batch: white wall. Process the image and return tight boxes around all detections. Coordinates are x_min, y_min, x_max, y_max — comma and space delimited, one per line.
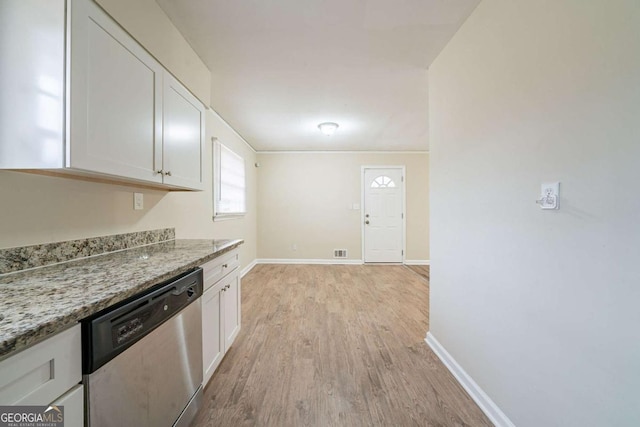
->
429, 0, 640, 426
256, 152, 429, 262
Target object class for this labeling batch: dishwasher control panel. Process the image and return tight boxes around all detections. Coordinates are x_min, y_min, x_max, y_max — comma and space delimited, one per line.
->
115, 317, 144, 345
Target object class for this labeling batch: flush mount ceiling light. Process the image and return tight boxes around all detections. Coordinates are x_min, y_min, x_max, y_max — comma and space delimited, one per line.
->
317, 122, 339, 136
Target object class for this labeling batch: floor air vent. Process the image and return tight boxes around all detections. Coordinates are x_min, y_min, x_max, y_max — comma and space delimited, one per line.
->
333, 249, 348, 258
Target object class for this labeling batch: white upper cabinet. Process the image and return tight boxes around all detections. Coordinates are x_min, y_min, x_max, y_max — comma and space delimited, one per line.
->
0, 0, 65, 169
0, 0, 204, 191
162, 73, 205, 190
69, 0, 163, 183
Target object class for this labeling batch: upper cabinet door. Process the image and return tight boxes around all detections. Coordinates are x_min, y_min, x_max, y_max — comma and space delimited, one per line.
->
68, 0, 163, 183
162, 73, 205, 190
0, 0, 65, 169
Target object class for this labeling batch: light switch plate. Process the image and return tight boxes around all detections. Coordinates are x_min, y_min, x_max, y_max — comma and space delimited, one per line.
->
133, 192, 144, 210
540, 182, 559, 209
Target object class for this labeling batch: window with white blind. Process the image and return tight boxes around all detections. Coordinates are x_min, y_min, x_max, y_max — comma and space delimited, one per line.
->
213, 141, 246, 218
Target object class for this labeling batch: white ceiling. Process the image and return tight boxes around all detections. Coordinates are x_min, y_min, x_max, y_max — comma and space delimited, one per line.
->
155, 0, 480, 152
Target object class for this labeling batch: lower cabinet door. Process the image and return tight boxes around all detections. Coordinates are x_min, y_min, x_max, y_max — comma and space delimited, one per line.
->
202, 285, 223, 386
50, 384, 83, 427
223, 272, 241, 351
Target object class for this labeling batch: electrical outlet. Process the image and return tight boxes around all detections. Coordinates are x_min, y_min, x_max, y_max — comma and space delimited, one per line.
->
133, 192, 144, 210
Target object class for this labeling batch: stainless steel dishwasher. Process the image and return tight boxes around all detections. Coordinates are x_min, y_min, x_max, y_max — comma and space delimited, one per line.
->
82, 268, 203, 427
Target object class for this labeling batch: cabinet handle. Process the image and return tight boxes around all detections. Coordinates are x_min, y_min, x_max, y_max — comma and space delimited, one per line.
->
222, 263, 228, 268
225, 284, 230, 289
165, 171, 172, 176
156, 169, 164, 175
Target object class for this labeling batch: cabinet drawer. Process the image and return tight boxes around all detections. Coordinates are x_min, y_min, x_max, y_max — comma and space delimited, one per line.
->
201, 250, 240, 290
0, 325, 81, 405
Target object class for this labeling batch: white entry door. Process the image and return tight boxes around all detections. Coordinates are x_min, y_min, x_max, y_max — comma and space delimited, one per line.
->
363, 167, 404, 263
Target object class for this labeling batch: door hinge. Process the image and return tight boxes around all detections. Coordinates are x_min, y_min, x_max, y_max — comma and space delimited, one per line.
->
401, 176, 404, 182
401, 213, 404, 219
402, 250, 404, 256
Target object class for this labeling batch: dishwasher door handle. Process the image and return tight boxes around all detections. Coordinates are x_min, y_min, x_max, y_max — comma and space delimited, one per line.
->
172, 280, 198, 296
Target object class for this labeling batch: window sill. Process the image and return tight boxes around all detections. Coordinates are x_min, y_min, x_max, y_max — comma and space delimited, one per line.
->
213, 213, 246, 222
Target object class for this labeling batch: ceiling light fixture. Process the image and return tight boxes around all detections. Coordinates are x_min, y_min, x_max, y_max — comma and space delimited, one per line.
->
317, 122, 339, 136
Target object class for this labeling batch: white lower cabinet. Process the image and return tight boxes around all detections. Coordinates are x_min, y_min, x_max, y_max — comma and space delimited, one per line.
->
202, 284, 224, 384
201, 250, 241, 386
50, 384, 84, 427
222, 272, 241, 351
0, 325, 83, 425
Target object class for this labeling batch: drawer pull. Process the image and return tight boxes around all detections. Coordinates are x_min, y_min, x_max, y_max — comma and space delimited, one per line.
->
222, 264, 228, 268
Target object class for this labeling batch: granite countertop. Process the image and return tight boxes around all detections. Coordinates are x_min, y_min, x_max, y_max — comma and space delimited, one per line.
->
0, 238, 243, 359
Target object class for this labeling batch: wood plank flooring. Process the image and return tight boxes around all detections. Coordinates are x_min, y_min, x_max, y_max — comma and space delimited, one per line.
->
406, 265, 430, 282
193, 264, 491, 427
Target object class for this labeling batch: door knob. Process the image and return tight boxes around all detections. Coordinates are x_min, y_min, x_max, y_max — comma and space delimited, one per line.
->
365, 214, 369, 218
365, 220, 370, 225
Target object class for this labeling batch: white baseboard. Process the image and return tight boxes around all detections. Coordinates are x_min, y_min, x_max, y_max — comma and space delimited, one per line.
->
425, 332, 515, 427
256, 258, 363, 265
404, 260, 430, 265
240, 259, 258, 277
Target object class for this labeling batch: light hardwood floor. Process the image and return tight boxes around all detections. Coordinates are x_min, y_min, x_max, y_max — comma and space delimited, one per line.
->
406, 265, 430, 282
194, 264, 491, 427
